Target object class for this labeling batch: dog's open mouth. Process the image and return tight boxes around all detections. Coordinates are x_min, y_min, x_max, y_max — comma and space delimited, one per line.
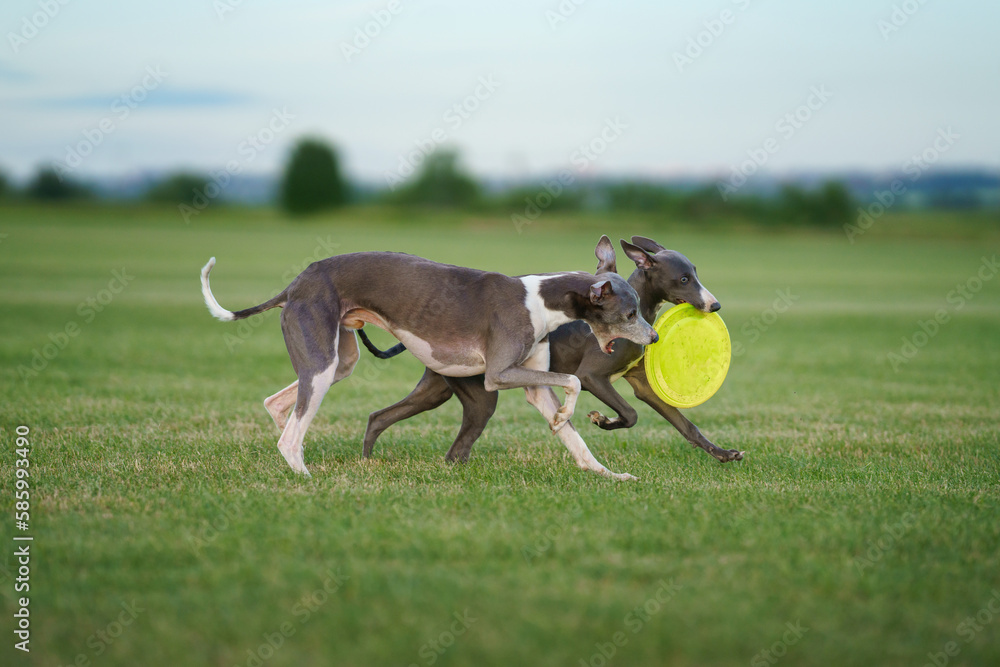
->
603, 338, 618, 354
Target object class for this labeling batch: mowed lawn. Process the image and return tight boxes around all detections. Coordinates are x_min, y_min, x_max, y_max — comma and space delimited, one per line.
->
1, 205, 998, 667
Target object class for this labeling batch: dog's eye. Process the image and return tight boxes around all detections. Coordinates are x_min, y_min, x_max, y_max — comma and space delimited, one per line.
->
680, 276, 689, 285
627, 309, 637, 320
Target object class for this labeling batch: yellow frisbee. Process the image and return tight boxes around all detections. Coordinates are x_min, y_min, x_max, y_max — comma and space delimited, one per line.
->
643, 303, 731, 408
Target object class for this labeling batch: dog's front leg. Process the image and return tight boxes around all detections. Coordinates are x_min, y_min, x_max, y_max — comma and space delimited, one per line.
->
624, 364, 743, 463
484, 340, 580, 431
579, 373, 639, 430
485, 365, 581, 431
484, 342, 635, 480
524, 385, 637, 481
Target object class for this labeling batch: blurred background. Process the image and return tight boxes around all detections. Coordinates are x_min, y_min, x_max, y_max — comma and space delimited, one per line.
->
2, 0, 998, 221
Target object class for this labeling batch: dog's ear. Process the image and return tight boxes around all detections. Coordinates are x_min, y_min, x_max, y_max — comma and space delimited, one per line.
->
589, 279, 614, 304
620, 240, 655, 270
630, 236, 665, 254
594, 235, 617, 275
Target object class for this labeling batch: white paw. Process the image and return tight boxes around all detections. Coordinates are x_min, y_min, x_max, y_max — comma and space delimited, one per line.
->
593, 467, 637, 482
550, 406, 573, 432
278, 448, 310, 476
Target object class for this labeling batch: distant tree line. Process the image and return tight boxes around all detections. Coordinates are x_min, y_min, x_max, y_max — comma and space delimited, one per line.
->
272, 140, 857, 226
0, 167, 94, 202
0, 153, 860, 228
4, 139, 995, 227
371, 148, 857, 228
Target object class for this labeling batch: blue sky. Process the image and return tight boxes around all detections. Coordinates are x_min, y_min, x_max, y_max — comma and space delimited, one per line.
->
1, 0, 997, 183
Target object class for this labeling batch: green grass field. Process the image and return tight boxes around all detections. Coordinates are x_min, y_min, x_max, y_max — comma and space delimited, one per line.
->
1, 204, 998, 666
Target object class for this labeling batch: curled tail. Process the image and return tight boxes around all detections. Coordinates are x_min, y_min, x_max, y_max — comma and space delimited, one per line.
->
200, 257, 287, 322
357, 329, 406, 359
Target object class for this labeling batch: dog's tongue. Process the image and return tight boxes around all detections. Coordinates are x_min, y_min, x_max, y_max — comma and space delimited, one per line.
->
605, 339, 616, 354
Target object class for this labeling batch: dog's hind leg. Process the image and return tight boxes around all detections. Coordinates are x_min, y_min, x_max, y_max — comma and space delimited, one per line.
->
363, 369, 454, 458
275, 302, 343, 476
624, 364, 743, 463
277, 373, 336, 476
335, 326, 360, 382
264, 381, 298, 432
264, 327, 358, 433
444, 375, 498, 463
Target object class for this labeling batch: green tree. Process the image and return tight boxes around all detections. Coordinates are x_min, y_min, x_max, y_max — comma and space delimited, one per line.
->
146, 173, 211, 207
680, 185, 730, 219
280, 138, 348, 216
26, 167, 90, 201
605, 182, 678, 213
813, 180, 854, 225
391, 149, 480, 208
776, 181, 853, 226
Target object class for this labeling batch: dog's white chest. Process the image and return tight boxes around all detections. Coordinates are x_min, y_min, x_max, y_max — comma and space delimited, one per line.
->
519, 275, 574, 341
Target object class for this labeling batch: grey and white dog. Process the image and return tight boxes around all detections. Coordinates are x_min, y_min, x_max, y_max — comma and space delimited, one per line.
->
356, 236, 744, 465
200, 236, 657, 479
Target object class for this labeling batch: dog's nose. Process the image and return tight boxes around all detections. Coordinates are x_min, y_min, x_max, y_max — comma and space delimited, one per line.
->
650, 331, 659, 344
710, 302, 721, 313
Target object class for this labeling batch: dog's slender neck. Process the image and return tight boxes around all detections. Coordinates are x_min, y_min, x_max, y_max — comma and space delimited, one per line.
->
535, 272, 603, 325
627, 269, 665, 324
